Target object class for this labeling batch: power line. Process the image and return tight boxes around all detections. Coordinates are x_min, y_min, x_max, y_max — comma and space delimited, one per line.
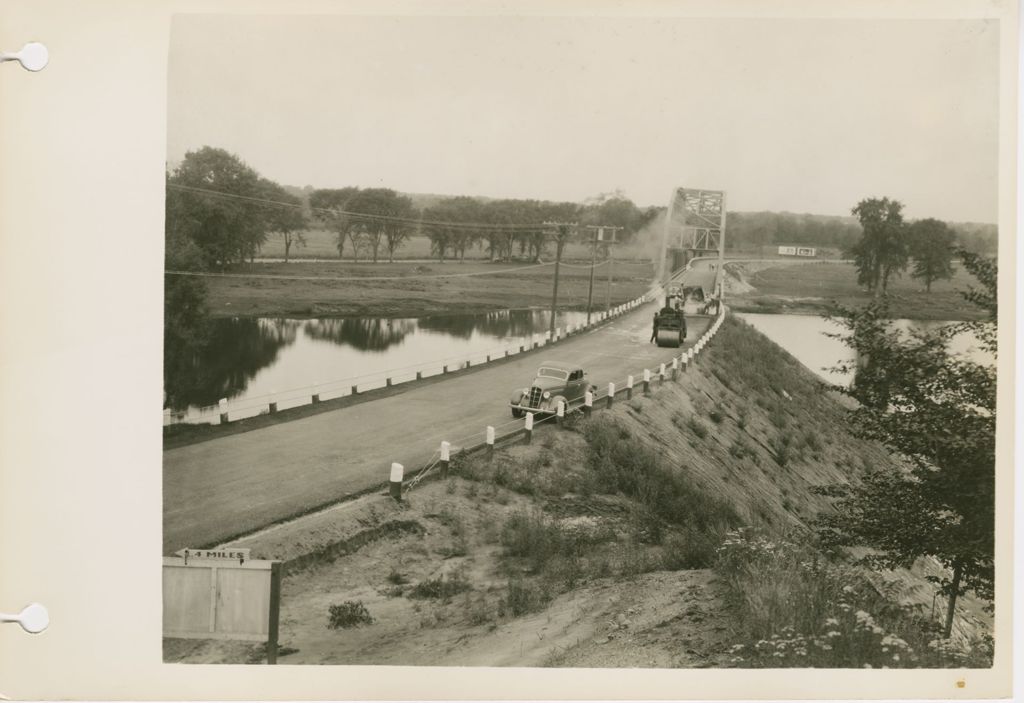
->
164, 261, 557, 282
167, 183, 556, 232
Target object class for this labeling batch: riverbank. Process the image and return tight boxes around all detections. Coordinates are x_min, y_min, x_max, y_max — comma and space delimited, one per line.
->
165, 316, 991, 667
194, 259, 655, 319
724, 260, 988, 320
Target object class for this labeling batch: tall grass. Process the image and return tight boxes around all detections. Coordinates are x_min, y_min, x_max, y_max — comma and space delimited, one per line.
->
715, 528, 992, 668
583, 418, 741, 537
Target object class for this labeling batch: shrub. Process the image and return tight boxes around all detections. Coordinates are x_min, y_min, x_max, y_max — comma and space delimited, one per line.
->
500, 510, 613, 573
386, 569, 408, 585
408, 571, 471, 601
709, 405, 726, 424
499, 579, 551, 617
661, 528, 718, 569
327, 601, 374, 629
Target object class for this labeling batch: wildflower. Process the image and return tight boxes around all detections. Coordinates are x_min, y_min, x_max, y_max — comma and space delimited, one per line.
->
820, 644, 833, 651
842, 585, 854, 593
893, 654, 900, 662
729, 644, 745, 653
827, 631, 841, 638
824, 617, 839, 627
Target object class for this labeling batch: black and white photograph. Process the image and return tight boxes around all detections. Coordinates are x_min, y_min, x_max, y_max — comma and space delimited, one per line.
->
159, 10, 1005, 675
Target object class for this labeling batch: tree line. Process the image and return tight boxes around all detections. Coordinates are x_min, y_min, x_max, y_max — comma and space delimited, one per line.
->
166, 147, 662, 269
848, 197, 969, 294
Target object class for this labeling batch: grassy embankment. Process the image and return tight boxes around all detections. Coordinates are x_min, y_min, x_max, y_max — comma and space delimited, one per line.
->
165, 316, 991, 667
726, 260, 988, 321
199, 258, 654, 319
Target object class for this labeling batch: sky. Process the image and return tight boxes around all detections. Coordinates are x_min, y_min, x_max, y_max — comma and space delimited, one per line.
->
167, 14, 1000, 223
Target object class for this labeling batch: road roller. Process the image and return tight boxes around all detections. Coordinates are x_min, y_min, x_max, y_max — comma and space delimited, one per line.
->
654, 305, 687, 347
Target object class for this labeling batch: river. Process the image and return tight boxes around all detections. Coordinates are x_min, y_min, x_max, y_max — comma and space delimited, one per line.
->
735, 313, 993, 387
164, 308, 595, 425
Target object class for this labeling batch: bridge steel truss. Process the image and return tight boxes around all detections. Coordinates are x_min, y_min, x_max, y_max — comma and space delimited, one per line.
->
658, 187, 727, 300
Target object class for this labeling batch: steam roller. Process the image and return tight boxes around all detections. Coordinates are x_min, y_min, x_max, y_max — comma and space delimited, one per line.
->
655, 310, 687, 348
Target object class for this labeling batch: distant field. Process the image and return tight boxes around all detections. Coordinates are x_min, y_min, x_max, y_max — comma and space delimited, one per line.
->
200, 259, 655, 319
258, 231, 653, 263
727, 260, 989, 320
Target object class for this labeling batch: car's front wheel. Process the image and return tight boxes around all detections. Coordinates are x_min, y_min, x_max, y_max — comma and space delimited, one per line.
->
511, 407, 525, 418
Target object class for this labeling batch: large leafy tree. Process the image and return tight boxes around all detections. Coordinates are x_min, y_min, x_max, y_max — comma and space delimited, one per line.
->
423, 196, 483, 262
344, 188, 416, 263
166, 147, 267, 268
908, 218, 956, 292
819, 253, 997, 638
849, 197, 910, 296
309, 187, 361, 259
259, 179, 308, 262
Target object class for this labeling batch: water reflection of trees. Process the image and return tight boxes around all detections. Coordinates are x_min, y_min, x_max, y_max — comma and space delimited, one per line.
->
163, 317, 299, 411
303, 318, 417, 352
418, 310, 555, 340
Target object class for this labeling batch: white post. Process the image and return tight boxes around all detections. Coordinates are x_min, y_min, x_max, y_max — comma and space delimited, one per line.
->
524, 412, 534, 443
218, 398, 229, 424
311, 381, 320, 404
626, 374, 635, 399
606, 382, 615, 408
671, 357, 679, 380
440, 441, 451, 478
584, 390, 594, 417
269, 389, 278, 414
643, 368, 651, 395
486, 425, 495, 457
556, 399, 566, 427
659, 363, 666, 383
389, 462, 404, 501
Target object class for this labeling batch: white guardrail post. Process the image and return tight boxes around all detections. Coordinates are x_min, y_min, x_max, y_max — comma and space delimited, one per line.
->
606, 382, 615, 409
671, 357, 678, 381
440, 441, 451, 478
583, 390, 594, 418
556, 400, 565, 427
218, 398, 229, 424
524, 412, 534, 444
389, 462, 404, 502
626, 374, 634, 400
643, 369, 651, 395
659, 363, 666, 384
311, 382, 320, 404
486, 425, 495, 458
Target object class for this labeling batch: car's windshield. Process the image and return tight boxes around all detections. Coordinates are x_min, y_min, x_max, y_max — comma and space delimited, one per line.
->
537, 367, 569, 381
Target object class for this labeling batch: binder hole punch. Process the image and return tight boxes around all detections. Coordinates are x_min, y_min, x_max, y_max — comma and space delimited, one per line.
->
0, 42, 48, 72
0, 603, 48, 634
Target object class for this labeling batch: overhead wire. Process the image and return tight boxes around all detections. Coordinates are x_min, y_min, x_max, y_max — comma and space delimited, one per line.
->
168, 183, 558, 232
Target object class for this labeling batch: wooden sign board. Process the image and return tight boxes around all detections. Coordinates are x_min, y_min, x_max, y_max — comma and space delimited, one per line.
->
174, 547, 251, 563
162, 556, 282, 664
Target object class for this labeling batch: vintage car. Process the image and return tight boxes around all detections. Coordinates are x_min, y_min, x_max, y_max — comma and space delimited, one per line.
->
509, 360, 594, 417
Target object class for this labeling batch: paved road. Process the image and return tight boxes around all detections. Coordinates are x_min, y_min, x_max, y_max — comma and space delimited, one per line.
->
163, 262, 718, 553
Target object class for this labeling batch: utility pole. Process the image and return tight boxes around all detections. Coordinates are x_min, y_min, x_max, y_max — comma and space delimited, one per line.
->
545, 222, 574, 340
586, 229, 598, 325
585, 225, 622, 324
605, 241, 613, 312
